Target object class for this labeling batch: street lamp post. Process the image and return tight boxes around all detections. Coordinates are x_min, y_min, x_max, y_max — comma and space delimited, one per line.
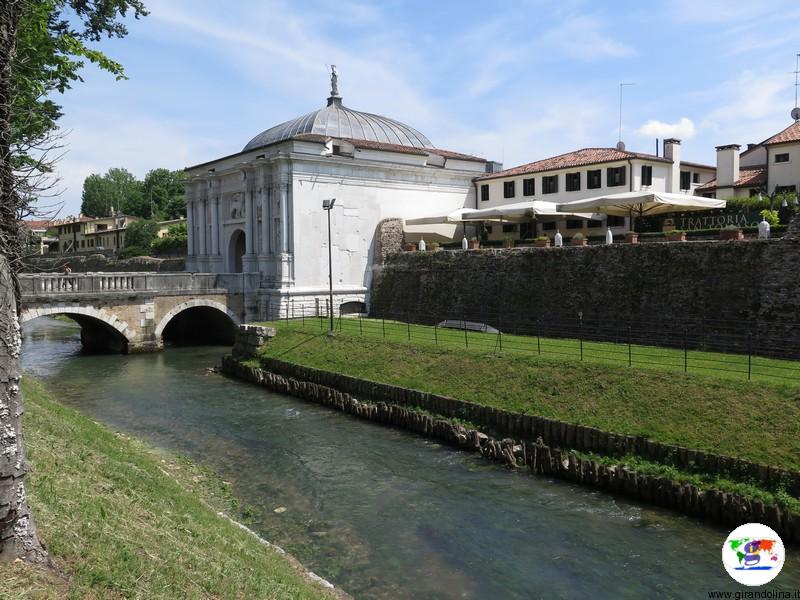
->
322, 198, 336, 331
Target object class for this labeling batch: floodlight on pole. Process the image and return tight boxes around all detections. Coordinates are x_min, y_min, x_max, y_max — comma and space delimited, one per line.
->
322, 198, 336, 331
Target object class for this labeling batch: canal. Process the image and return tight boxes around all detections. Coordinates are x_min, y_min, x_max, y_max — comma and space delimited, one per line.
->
21, 317, 800, 599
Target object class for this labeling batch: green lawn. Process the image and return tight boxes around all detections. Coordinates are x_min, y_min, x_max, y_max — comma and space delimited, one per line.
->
257, 319, 800, 473
281, 315, 800, 385
0, 378, 337, 600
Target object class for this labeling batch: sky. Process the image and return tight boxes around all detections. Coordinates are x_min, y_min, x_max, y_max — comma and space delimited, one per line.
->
44, 0, 800, 216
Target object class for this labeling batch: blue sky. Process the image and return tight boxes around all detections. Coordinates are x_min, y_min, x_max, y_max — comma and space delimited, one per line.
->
48, 0, 800, 215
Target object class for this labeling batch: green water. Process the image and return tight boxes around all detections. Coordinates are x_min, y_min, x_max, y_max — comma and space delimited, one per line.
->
21, 317, 800, 599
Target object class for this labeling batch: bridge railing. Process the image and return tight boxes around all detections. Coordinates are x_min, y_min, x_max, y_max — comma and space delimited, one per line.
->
18, 272, 260, 296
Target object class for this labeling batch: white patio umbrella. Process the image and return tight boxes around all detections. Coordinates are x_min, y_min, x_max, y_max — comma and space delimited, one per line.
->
556, 191, 726, 231
404, 207, 481, 226
460, 200, 597, 221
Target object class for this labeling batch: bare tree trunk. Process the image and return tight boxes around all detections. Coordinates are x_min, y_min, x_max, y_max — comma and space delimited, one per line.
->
0, 257, 44, 562
0, 1, 45, 563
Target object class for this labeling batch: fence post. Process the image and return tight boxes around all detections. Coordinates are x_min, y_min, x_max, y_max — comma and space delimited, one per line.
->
683, 328, 688, 373
301, 302, 305, 328
747, 332, 752, 381
628, 325, 632, 367
286, 300, 289, 323
536, 319, 541, 355
359, 312, 363, 336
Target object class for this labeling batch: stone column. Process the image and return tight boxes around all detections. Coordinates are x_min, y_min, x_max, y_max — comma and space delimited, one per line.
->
185, 182, 196, 272
277, 165, 292, 286
209, 187, 221, 272
242, 169, 259, 272
197, 183, 208, 270
260, 168, 270, 256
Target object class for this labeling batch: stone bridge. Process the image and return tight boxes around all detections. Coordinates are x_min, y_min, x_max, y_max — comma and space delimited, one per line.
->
19, 272, 261, 352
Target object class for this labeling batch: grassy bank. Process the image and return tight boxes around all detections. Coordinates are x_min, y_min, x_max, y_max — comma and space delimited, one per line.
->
256, 321, 800, 473
0, 378, 338, 600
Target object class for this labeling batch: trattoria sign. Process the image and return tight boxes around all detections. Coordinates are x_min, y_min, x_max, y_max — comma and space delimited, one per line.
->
661, 212, 760, 231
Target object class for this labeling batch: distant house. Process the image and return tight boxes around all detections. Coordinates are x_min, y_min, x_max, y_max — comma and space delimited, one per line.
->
21, 219, 57, 254
697, 121, 800, 198
51, 213, 138, 253
473, 139, 715, 240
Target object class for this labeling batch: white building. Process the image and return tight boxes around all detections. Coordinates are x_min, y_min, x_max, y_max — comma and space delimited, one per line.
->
698, 121, 800, 198
184, 70, 489, 315
473, 140, 715, 240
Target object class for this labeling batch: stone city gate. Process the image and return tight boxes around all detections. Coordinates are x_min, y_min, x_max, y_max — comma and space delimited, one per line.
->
18, 272, 258, 352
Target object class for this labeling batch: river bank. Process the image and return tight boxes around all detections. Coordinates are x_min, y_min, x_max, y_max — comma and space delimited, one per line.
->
237, 322, 800, 542
20, 316, 800, 598
1, 377, 341, 599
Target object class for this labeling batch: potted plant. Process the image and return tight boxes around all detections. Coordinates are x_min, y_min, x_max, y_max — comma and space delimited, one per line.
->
534, 235, 550, 248
429, 241, 441, 252
402, 242, 417, 251
570, 232, 588, 246
624, 231, 639, 244
503, 237, 514, 249
666, 229, 686, 242
719, 224, 744, 241
468, 237, 480, 250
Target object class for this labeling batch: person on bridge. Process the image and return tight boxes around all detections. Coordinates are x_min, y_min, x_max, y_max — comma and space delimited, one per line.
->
62, 264, 72, 289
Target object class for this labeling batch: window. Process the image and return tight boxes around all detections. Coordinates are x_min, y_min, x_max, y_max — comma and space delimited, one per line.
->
607, 166, 626, 187
680, 171, 691, 190
641, 165, 653, 186
606, 215, 625, 227
775, 185, 797, 195
523, 178, 535, 196
480, 184, 489, 202
566, 219, 583, 229
542, 222, 556, 231
587, 219, 602, 228
484, 225, 493, 234
692, 172, 699, 184
542, 175, 558, 194
587, 169, 602, 189
503, 181, 515, 198
502, 223, 517, 233
749, 189, 761, 197
775, 153, 790, 163
566, 172, 581, 192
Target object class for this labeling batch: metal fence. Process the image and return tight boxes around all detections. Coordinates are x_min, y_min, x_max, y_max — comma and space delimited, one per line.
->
264, 300, 800, 384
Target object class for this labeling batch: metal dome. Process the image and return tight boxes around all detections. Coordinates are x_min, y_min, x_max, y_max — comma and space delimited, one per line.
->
243, 68, 434, 152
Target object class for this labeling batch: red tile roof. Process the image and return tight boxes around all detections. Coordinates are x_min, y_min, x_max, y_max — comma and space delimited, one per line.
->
696, 166, 766, 191
21, 219, 52, 230
761, 121, 800, 146
680, 160, 716, 171
476, 147, 673, 181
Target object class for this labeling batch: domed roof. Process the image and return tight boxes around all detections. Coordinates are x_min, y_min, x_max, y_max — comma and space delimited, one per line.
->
243, 68, 434, 152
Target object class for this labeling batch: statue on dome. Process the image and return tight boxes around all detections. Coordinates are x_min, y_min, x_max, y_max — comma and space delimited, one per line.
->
330, 65, 339, 96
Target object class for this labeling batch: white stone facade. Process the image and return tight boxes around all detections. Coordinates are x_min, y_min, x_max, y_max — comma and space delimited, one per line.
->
185, 137, 485, 317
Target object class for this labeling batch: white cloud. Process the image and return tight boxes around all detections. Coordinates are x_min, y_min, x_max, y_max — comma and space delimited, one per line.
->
636, 117, 696, 140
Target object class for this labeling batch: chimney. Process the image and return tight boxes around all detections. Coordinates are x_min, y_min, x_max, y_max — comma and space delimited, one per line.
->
663, 138, 681, 192
715, 144, 741, 189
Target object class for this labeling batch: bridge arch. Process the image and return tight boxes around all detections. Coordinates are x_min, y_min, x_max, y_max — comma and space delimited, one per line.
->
20, 305, 135, 353
155, 299, 241, 345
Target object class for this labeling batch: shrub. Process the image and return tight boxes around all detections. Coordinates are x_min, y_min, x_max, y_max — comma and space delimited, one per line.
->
572, 232, 584, 240
118, 245, 149, 259
760, 209, 779, 227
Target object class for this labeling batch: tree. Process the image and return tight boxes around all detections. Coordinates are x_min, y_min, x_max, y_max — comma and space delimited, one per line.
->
142, 168, 185, 219
151, 221, 186, 255
81, 167, 143, 217
124, 218, 158, 249
1, 0, 146, 563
